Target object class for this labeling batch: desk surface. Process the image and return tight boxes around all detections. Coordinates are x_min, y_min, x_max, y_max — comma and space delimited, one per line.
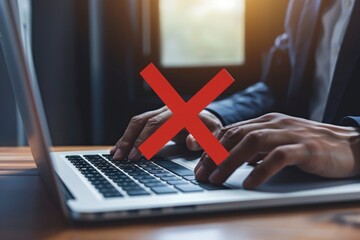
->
1, 147, 360, 240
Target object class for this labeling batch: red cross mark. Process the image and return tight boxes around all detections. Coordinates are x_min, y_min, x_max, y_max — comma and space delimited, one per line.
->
138, 63, 234, 165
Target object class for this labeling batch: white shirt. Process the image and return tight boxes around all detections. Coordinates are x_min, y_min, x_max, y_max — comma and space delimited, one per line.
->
17, 0, 32, 52
309, 0, 355, 121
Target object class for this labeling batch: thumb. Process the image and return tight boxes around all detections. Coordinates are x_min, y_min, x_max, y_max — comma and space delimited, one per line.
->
186, 134, 201, 151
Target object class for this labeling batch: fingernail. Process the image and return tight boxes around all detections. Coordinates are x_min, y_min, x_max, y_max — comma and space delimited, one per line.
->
113, 149, 123, 160
209, 168, 221, 185
110, 146, 117, 154
194, 155, 207, 173
128, 148, 141, 161
195, 166, 209, 182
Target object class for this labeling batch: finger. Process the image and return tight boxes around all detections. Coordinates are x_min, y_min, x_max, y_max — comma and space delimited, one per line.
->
195, 155, 217, 182
111, 107, 167, 155
129, 110, 173, 161
110, 145, 117, 154
194, 130, 224, 178
218, 122, 275, 152
247, 152, 268, 166
243, 144, 305, 189
208, 129, 300, 185
195, 123, 262, 181
194, 124, 248, 177
186, 111, 223, 151
196, 121, 285, 182
186, 134, 202, 151
216, 114, 278, 138
112, 107, 167, 160
195, 126, 256, 182
194, 151, 207, 173
199, 110, 223, 132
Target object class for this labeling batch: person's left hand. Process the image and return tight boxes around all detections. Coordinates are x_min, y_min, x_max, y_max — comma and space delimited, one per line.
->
194, 113, 360, 189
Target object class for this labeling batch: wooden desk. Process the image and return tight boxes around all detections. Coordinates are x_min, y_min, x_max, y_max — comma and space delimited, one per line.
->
1, 147, 360, 239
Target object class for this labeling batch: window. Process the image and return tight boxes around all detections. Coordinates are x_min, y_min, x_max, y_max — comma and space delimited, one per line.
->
159, 0, 245, 67
141, 0, 288, 94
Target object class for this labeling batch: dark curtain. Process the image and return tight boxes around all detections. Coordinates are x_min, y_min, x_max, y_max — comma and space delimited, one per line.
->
31, 0, 140, 145
0, 47, 17, 145
1, 0, 141, 146
32, 0, 89, 145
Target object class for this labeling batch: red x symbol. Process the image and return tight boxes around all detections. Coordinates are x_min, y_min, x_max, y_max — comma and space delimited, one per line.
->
139, 63, 234, 165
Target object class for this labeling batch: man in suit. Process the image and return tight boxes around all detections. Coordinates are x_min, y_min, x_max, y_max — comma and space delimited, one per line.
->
111, 0, 360, 189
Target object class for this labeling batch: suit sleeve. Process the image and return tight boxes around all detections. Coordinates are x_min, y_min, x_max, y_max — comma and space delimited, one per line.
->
206, 82, 275, 126
206, 34, 292, 126
340, 116, 360, 127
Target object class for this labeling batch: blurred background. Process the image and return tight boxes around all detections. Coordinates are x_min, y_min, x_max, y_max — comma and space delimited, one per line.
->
0, 0, 287, 146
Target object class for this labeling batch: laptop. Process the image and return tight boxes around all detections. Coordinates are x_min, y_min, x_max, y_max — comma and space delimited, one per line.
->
2, 0, 360, 222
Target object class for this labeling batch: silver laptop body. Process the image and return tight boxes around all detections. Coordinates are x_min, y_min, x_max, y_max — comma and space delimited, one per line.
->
2, 0, 360, 222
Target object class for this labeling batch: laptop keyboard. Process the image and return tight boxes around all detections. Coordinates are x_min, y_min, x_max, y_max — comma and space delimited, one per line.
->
65, 154, 228, 198
66, 155, 123, 198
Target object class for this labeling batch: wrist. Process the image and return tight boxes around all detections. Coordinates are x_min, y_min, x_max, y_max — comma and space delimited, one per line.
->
203, 108, 225, 127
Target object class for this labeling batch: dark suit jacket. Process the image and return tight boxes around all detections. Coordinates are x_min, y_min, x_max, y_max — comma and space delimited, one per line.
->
207, 0, 360, 128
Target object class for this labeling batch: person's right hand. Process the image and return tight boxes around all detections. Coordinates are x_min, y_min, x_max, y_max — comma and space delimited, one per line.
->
110, 106, 223, 161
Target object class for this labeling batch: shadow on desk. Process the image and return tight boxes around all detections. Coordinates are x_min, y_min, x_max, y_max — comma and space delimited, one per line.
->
0, 170, 66, 239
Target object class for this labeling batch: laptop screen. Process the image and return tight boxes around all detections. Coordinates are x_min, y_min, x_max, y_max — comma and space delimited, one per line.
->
0, 0, 68, 217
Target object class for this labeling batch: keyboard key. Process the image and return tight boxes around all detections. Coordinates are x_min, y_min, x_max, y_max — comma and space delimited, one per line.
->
160, 176, 181, 181
69, 154, 213, 197
154, 159, 194, 176
198, 183, 229, 191
140, 164, 162, 170
167, 180, 189, 185
111, 175, 131, 181
66, 155, 122, 198
143, 182, 168, 188
112, 179, 134, 185
116, 182, 140, 188
191, 180, 200, 185
133, 175, 154, 181
138, 179, 163, 184
183, 175, 196, 181
151, 186, 178, 194
94, 184, 114, 190
127, 190, 151, 196
103, 192, 123, 198
98, 188, 117, 193
102, 154, 113, 159
91, 180, 109, 186
147, 169, 168, 174
154, 173, 175, 178
175, 184, 204, 193
190, 180, 228, 191
122, 185, 144, 191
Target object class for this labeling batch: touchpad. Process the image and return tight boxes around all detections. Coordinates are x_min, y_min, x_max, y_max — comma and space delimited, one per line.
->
226, 165, 360, 193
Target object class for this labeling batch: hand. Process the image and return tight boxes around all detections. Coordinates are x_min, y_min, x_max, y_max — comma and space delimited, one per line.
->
110, 107, 223, 161
195, 113, 360, 189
